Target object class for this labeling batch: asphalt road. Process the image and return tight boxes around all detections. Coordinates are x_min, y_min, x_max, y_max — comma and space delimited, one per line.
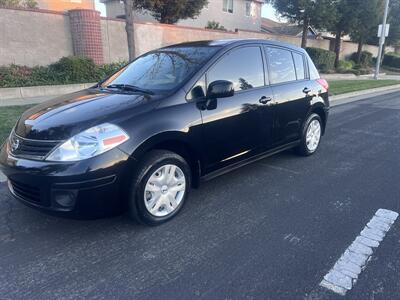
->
1, 92, 400, 299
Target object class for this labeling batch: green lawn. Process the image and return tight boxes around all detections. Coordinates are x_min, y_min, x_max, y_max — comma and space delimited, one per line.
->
329, 80, 400, 96
0, 105, 33, 145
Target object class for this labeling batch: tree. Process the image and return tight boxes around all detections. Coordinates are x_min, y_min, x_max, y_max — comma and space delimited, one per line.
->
0, 0, 37, 8
269, 0, 336, 48
141, 0, 208, 24
349, 0, 383, 63
327, 0, 360, 68
122, 0, 208, 61
386, 0, 400, 48
123, 0, 136, 61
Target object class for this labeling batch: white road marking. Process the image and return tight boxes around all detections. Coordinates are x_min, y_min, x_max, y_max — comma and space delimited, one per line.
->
320, 209, 399, 296
0, 171, 6, 183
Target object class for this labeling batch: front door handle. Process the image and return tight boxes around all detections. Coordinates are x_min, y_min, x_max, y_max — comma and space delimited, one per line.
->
259, 96, 273, 105
303, 87, 311, 94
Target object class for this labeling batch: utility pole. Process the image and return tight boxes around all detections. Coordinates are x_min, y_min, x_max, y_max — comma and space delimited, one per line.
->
374, 0, 390, 80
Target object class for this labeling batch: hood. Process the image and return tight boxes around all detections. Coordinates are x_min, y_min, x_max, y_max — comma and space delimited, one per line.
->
15, 89, 160, 140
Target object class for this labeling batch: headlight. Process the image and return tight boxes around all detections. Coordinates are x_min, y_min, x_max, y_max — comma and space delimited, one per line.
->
46, 123, 129, 162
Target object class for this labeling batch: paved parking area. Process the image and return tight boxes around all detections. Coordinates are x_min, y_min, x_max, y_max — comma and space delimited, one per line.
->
0, 92, 399, 299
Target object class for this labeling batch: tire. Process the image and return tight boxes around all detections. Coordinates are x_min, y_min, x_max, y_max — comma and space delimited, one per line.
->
128, 150, 191, 226
296, 113, 323, 156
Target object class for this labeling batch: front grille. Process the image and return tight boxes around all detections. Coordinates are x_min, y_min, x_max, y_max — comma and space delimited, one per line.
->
9, 179, 41, 204
9, 132, 60, 160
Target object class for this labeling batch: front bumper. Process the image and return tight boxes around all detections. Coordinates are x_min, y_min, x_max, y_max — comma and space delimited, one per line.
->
0, 142, 132, 218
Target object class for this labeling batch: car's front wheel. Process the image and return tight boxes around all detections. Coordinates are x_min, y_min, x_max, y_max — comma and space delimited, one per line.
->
128, 150, 191, 225
296, 113, 323, 156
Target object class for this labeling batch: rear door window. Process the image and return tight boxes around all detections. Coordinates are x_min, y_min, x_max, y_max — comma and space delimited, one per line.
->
207, 46, 265, 92
292, 52, 305, 80
265, 47, 296, 84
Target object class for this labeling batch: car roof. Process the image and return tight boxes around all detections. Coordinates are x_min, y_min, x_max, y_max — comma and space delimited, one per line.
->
162, 39, 306, 53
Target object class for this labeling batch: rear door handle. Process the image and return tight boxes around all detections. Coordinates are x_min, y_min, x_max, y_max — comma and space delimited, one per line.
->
259, 96, 273, 105
303, 87, 311, 94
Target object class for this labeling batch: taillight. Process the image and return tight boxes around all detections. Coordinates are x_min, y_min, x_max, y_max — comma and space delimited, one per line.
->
317, 79, 329, 91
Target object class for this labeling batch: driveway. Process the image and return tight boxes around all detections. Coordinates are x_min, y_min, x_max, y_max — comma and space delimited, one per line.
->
0, 92, 399, 299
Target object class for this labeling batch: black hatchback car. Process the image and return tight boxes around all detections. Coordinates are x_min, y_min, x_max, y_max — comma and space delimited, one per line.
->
0, 39, 329, 225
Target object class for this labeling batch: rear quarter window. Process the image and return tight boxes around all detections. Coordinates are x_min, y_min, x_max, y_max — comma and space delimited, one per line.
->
292, 52, 305, 80
307, 54, 320, 80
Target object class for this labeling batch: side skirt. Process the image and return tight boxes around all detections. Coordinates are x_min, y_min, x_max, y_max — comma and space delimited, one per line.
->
200, 140, 300, 182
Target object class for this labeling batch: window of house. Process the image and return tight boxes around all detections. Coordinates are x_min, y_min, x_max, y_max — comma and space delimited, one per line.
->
265, 47, 296, 84
223, 0, 234, 13
245, 1, 251, 16
208, 47, 264, 92
292, 52, 305, 80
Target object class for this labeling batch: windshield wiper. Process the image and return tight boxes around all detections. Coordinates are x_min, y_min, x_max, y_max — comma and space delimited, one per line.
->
106, 84, 154, 95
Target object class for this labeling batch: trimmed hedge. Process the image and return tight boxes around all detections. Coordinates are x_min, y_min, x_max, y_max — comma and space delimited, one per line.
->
306, 47, 336, 73
350, 51, 373, 67
0, 57, 127, 88
383, 52, 400, 69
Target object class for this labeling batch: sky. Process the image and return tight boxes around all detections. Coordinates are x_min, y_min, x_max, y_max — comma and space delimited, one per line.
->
94, 1, 279, 21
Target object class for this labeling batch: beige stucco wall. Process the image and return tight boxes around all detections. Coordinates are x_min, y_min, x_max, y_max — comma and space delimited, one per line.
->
0, 8, 74, 66
0, 7, 387, 68
101, 18, 129, 63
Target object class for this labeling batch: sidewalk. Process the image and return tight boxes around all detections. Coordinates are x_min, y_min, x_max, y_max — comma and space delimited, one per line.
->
0, 83, 95, 107
322, 73, 400, 81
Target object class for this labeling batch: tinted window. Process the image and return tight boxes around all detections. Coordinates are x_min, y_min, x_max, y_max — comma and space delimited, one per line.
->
292, 52, 305, 80
308, 55, 320, 79
266, 47, 296, 84
208, 47, 264, 92
101, 46, 219, 92
187, 75, 206, 100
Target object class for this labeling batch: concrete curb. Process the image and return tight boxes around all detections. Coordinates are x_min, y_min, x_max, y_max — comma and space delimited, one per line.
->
0, 83, 96, 107
330, 84, 400, 106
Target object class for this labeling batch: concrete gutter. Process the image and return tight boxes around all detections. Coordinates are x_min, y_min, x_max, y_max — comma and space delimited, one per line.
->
1, 84, 400, 183
0, 83, 95, 107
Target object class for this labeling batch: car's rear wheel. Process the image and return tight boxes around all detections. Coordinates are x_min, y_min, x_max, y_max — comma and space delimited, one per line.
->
128, 150, 191, 225
296, 113, 322, 156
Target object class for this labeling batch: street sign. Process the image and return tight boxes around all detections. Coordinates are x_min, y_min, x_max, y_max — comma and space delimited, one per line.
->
378, 24, 390, 37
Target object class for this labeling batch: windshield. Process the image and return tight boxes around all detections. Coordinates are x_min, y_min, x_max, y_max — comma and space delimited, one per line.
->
101, 46, 220, 93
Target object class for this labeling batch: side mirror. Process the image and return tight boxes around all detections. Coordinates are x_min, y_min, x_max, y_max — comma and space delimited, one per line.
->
207, 80, 234, 99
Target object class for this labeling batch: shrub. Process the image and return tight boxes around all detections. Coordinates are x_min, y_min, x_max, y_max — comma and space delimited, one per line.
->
0, 57, 127, 88
48, 56, 99, 84
383, 52, 400, 69
205, 21, 227, 31
306, 47, 335, 73
350, 51, 373, 67
337, 60, 354, 71
97, 61, 127, 79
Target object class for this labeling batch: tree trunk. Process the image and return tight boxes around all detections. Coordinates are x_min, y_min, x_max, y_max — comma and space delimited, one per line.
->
334, 29, 342, 69
124, 0, 136, 61
356, 38, 363, 64
301, 17, 309, 49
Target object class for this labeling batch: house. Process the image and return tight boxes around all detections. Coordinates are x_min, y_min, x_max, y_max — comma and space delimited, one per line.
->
261, 17, 318, 38
101, 0, 264, 32
35, 0, 95, 11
